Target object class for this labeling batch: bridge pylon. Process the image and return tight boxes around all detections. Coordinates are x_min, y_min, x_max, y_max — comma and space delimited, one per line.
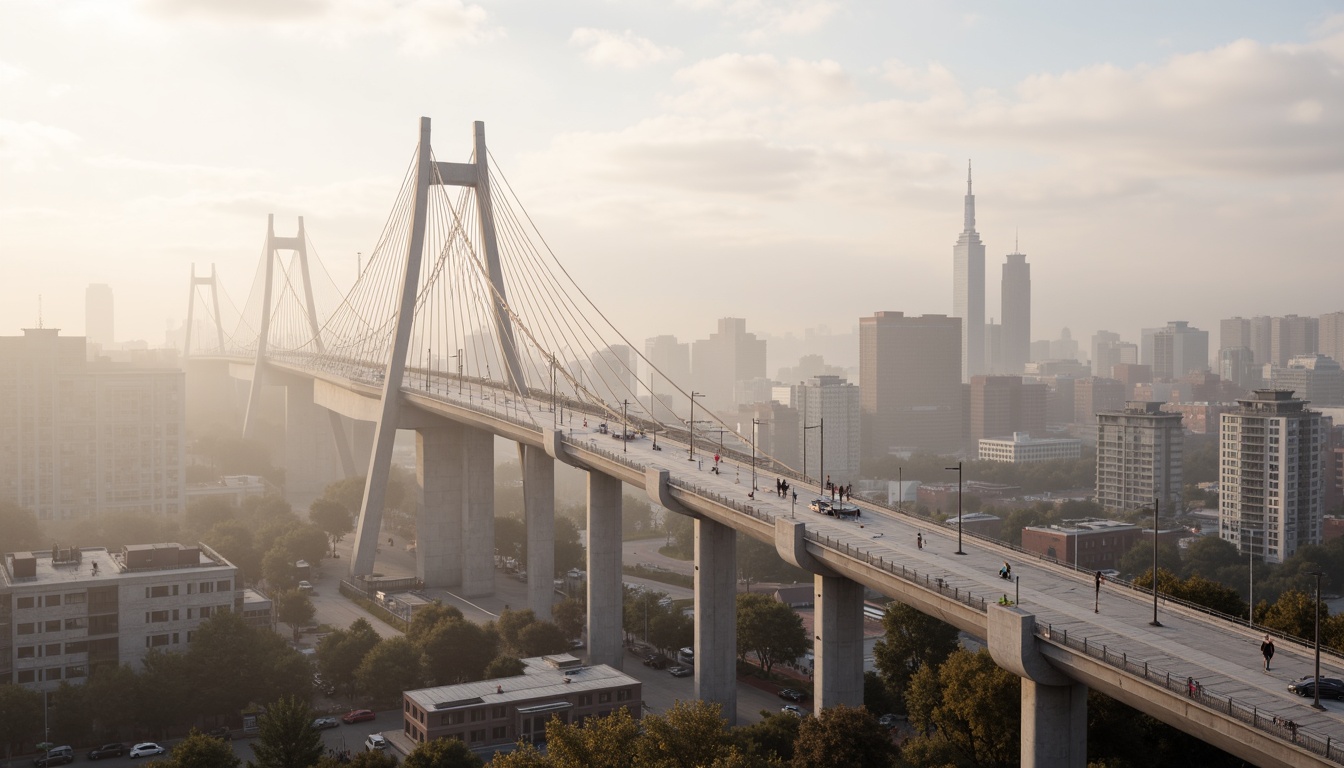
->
183, 263, 226, 356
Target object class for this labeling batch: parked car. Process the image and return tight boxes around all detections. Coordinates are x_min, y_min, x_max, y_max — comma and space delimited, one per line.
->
128, 744, 165, 759
780, 705, 803, 716
643, 654, 669, 669
668, 665, 692, 677
312, 716, 340, 730
877, 713, 901, 729
33, 746, 73, 767
342, 709, 376, 724
298, 580, 314, 593
777, 688, 806, 702
829, 502, 860, 518
205, 726, 233, 740
87, 744, 127, 761
364, 734, 388, 752
1288, 676, 1344, 699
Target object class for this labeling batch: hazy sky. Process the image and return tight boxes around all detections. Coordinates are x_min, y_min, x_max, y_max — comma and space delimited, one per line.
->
3, 1, 1342, 357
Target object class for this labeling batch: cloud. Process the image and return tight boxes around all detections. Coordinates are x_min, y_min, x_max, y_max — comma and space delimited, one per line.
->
569, 28, 681, 69
677, 0, 838, 41
670, 53, 855, 111
138, 0, 499, 55
88, 155, 265, 181
0, 60, 28, 85
0, 119, 80, 172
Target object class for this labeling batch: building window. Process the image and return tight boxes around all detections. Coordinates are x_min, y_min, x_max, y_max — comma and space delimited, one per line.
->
65, 641, 88, 654
200, 582, 215, 593
147, 585, 173, 598
45, 594, 61, 608
147, 610, 170, 623
65, 666, 87, 679
217, 580, 232, 592
44, 643, 61, 657
44, 668, 62, 681
147, 634, 171, 648
492, 726, 507, 739
469, 730, 486, 743
617, 689, 632, 702
17, 646, 35, 659
16, 670, 35, 684
598, 692, 612, 704
17, 623, 34, 635
16, 597, 35, 610
64, 617, 86, 631
45, 620, 61, 633
492, 707, 506, 719
470, 709, 485, 722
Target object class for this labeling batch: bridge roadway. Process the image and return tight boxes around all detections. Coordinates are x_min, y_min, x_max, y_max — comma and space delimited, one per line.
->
232, 354, 1343, 767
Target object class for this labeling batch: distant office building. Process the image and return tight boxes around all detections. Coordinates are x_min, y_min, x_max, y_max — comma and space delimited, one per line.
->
978, 433, 1082, 463
1247, 316, 1274, 367
1219, 346, 1259, 391
1049, 328, 1080, 362
738, 401, 800, 470
1161, 402, 1236, 434
1320, 311, 1344, 367
794, 375, 861, 484
860, 312, 963, 456
1020, 374, 1078, 427
775, 354, 843, 384
1024, 359, 1089, 377
0, 329, 185, 521
1112, 363, 1153, 389
589, 345, 637, 405
1096, 402, 1184, 512
1000, 252, 1031, 375
1092, 331, 1137, 379
952, 164, 985, 383
84, 284, 114, 351
1270, 315, 1319, 366
1, 543, 240, 691
917, 481, 1019, 511
1074, 377, 1127, 424
691, 319, 767, 412
1219, 390, 1326, 563
968, 375, 1046, 443
1091, 331, 1119, 375
1142, 321, 1209, 380
644, 335, 690, 421
401, 655, 641, 750
984, 320, 1002, 375
943, 512, 1003, 539
1220, 317, 1252, 357
185, 475, 269, 507
1269, 355, 1344, 407
1029, 339, 1051, 363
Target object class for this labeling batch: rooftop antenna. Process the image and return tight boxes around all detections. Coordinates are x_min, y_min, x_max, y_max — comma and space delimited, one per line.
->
1015, 228, 1019, 253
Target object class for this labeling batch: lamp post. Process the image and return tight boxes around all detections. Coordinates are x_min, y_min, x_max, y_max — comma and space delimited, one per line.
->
898, 466, 903, 513
424, 348, 430, 390
1310, 570, 1325, 710
945, 461, 965, 555
751, 418, 769, 491
450, 348, 463, 395
551, 355, 558, 425
803, 421, 822, 486
1149, 497, 1162, 627
1244, 527, 1259, 626
622, 399, 631, 453
688, 392, 704, 461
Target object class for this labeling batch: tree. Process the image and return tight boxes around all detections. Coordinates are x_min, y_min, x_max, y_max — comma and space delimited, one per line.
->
138, 649, 195, 735
356, 636, 423, 705
553, 597, 586, 640
277, 524, 330, 567
202, 520, 262, 583
496, 608, 539, 652
863, 670, 901, 718
420, 619, 499, 684
0, 682, 42, 757
263, 547, 300, 591
318, 619, 382, 696
1116, 541, 1181, 581
731, 710, 801, 764
542, 707, 641, 768
517, 621, 572, 657
318, 476, 368, 517
1133, 570, 1247, 617
496, 515, 528, 565
408, 603, 465, 645
737, 534, 807, 591
48, 681, 94, 748
186, 497, 237, 540
251, 696, 324, 768
872, 603, 959, 703
187, 611, 312, 717
310, 499, 354, 556
902, 649, 1019, 768
634, 700, 738, 768
316, 753, 399, 768
84, 664, 139, 742
483, 655, 526, 679
404, 738, 485, 768
276, 589, 316, 634
163, 729, 242, 768
735, 593, 808, 675
790, 704, 894, 768
1257, 589, 1323, 639
0, 500, 41, 557
555, 516, 586, 574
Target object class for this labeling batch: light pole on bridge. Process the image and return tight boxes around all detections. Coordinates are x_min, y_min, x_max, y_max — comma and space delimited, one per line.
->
622, 399, 631, 454
450, 349, 463, 396
1310, 570, 1326, 711
945, 461, 965, 555
424, 348, 430, 390
803, 419, 823, 493
1149, 497, 1162, 628
751, 418, 769, 492
688, 392, 704, 461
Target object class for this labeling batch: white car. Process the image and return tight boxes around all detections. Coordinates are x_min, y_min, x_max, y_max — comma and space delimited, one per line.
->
780, 705, 803, 716
298, 580, 314, 592
364, 734, 388, 752
128, 743, 165, 759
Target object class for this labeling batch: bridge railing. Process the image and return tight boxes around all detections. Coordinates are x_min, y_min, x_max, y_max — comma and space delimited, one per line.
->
804, 530, 991, 614
1035, 621, 1344, 764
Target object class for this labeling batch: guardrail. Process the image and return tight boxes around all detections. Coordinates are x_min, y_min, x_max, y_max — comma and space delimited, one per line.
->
1036, 620, 1343, 764
803, 530, 990, 614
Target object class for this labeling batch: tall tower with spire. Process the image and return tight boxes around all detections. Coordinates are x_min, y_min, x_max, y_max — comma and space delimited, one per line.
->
953, 161, 985, 382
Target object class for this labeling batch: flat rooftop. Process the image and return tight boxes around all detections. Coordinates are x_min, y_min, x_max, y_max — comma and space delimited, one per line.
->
1, 544, 232, 587
404, 656, 640, 712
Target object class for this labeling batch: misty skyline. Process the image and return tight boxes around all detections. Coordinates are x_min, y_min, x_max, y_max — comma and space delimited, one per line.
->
3, 2, 1343, 353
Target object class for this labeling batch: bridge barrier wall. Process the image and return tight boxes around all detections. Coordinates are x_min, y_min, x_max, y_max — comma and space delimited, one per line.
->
1035, 621, 1344, 765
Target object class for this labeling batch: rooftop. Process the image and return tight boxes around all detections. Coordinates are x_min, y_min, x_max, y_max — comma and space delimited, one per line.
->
1, 543, 234, 587
404, 656, 640, 712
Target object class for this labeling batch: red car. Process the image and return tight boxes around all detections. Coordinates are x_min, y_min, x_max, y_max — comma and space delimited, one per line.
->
341, 709, 376, 724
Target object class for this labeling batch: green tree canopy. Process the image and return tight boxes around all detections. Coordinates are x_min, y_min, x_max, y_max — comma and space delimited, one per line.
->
872, 603, 959, 704
408, 603, 465, 645
483, 655, 526, 679
403, 738, 485, 768
790, 704, 894, 768
251, 695, 323, 768
420, 618, 499, 684
736, 593, 808, 675
309, 499, 354, 556
553, 597, 586, 640
163, 729, 243, 768
517, 621, 572, 657
318, 619, 382, 696
730, 710, 801, 764
1116, 541, 1182, 581
0, 681, 43, 755
902, 649, 1019, 768
276, 589, 316, 630
356, 636, 423, 705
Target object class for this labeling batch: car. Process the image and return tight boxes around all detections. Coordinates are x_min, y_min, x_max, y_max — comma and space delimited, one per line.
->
668, 665, 692, 677
312, 716, 341, 730
878, 713, 901, 729
809, 499, 831, 514
342, 709, 376, 724
298, 580, 314, 593
87, 744, 127, 761
830, 503, 860, 518
643, 654, 669, 669
128, 744, 165, 759
205, 726, 233, 740
1288, 675, 1344, 699
777, 688, 806, 702
34, 746, 74, 767
780, 705, 803, 716
364, 734, 388, 752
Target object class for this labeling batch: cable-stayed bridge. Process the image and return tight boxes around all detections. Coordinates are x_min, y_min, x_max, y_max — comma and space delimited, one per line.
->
184, 118, 1342, 768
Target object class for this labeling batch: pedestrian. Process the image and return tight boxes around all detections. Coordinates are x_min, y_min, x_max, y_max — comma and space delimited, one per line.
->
1261, 635, 1275, 671
1094, 571, 1103, 613
1186, 677, 1195, 697
917, 532, 923, 549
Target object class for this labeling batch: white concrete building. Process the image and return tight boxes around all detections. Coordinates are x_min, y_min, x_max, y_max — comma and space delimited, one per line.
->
1, 543, 240, 691
793, 375, 861, 486
979, 432, 1082, 463
1219, 390, 1326, 564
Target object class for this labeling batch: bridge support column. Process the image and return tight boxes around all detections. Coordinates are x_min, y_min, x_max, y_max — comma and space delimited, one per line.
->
522, 445, 555, 620
694, 517, 737, 725
814, 574, 864, 712
283, 377, 342, 509
586, 471, 623, 670
416, 423, 463, 588
988, 606, 1086, 768
461, 426, 495, 598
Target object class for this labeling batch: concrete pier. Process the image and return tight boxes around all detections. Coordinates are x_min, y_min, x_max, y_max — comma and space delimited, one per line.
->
416, 424, 464, 588
460, 426, 495, 598
586, 471, 623, 670
814, 574, 864, 711
694, 517, 737, 724
988, 605, 1086, 768
522, 445, 555, 620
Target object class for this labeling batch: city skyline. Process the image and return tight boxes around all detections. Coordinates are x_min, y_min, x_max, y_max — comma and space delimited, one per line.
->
3, 3, 1344, 352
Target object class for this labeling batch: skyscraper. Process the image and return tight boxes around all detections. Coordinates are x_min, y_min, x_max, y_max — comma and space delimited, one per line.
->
1269, 314, 1319, 366
85, 283, 114, 350
644, 335, 690, 421
1000, 251, 1030, 375
952, 162, 985, 383
1096, 402, 1184, 513
793, 375, 861, 484
859, 312, 963, 457
1141, 321, 1209, 379
1320, 311, 1344, 365
690, 318, 767, 412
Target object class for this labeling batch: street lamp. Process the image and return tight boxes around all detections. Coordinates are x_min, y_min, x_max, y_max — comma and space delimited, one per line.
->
1243, 527, 1260, 626
803, 421, 822, 486
424, 348, 430, 390
1310, 570, 1326, 710
1149, 498, 1162, 628
945, 461, 965, 555
450, 348, 463, 395
688, 392, 704, 461
551, 355, 558, 426
751, 418, 769, 491
622, 399, 631, 453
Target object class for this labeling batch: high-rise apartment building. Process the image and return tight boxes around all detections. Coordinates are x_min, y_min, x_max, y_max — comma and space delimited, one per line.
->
690, 318, 767, 412
1270, 315, 1318, 366
1269, 355, 1344, 407
1141, 321, 1209, 380
1074, 377, 1127, 424
1219, 346, 1258, 391
952, 164, 985, 383
794, 375, 861, 484
1248, 316, 1274, 367
0, 329, 185, 521
859, 312, 963, 457
737, 401, 800, 470
1096, 401, 1184, 512
1219, 390, 1326, 564
644, 335, 690, 422
84, 284, 114, 351
968, 375, 1046, 443
1000, 252, 1030, 375
1220, 317, 1251, 356
1320, 311, 1344, 366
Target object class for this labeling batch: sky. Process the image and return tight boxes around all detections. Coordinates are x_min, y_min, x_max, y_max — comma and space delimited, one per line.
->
2, 0, 1343, 359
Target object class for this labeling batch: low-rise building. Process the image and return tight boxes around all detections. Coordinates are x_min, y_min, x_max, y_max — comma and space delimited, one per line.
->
978, 432, 1082, 463
916, 481, 1020, 511
1021, 519, 1140, 572
1, 542, 240, 690
402, 655, 641, 751
943, 512, 1003, 539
